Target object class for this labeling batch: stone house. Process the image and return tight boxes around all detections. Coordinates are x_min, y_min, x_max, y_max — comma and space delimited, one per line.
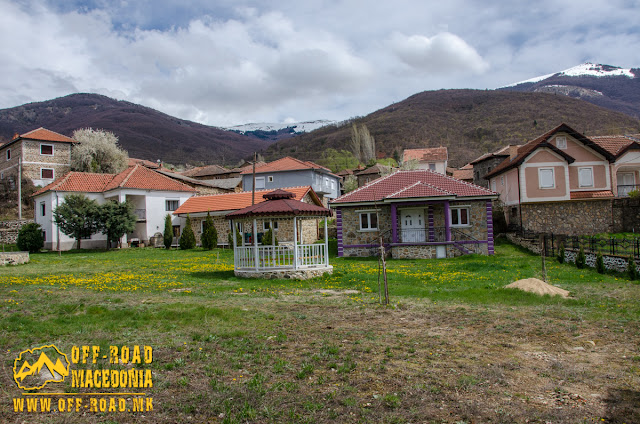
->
355, 164, 392, 187
402, 147, 448, 174
32, 165, 196, 250
173, 186, 325, 247
485, 123, 640, 235
469, 145, 515, 188
0, 128, 77, 187
330, 170, 497, 259
241, 157, 341, 203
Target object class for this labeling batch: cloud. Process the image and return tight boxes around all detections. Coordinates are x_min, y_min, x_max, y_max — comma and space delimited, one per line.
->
388, 32, 489, 74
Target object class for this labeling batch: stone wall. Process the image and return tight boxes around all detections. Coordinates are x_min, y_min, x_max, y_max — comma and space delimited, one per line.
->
521, 200, 612, 235
0, 251, 29, 265
564, 249, 639, 273
21, 141, 72, 182
235, 266, 332, 280
340, 205, 393, 247
612, 198, 640, 233
0, 219, 33, 244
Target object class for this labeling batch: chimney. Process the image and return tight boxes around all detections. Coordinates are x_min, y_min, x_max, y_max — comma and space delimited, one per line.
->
12, 133, 19, 140
509, 145, 519, 160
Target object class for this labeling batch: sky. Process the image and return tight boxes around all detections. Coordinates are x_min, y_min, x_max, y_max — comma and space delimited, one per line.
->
1, 0, 640, 127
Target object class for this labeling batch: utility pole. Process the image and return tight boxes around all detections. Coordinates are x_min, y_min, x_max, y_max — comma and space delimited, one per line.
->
17, 155, 22, 220
251, 152, 257, 206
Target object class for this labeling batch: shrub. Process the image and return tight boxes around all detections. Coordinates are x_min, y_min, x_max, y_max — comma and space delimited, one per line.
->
201, 212, 218, 250
628, 255, 638, 280
228, 228, 242, 247
179, 215, 196, 250
628, 189, 640, 199
595, 252, 605, 274
164, 214, 173, 249
16, 223, 44, 253
262, 228, 278, 246
575, 247, 586, 269
557, 244, 565, 264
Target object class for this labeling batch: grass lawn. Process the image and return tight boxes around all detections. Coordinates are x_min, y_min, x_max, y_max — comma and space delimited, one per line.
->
1, 239, 639, 423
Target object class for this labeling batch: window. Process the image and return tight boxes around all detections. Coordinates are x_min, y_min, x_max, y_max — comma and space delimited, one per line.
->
6, 149, 10, 160
331, 180, 336, 190
41, 168, 54, 179
255, 177, 265, 189
450, 207, 470, 227
40, 202, 46, 217
500, 176, 504, 186
166, 199, 179, 211
359, 211, 378, 231
267, 176, 274, 182
40, 144, 53, 155
491, 180, 497, 192
263, 221, 279, 231
324, 177, 330, 187
0, 172, 3, 180
556, 136, 567, 149
428, 163, 436, 171
172, 225, 181, 237
578, 167, 594, 187
538, 168, 555, 189
42, 230, 46, 242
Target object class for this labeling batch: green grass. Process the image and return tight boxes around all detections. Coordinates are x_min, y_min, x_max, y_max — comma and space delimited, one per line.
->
2, 239, 640, 423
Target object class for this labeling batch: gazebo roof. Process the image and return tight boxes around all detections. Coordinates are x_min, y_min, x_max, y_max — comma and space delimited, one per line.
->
226, 189, 332, 219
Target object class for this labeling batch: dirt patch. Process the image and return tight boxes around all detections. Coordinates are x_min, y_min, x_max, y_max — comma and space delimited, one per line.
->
313, 289, 360, 296
505, 278, 570, 298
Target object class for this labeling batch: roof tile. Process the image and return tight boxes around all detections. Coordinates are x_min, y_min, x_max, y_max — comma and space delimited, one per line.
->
403, 147, 448, 162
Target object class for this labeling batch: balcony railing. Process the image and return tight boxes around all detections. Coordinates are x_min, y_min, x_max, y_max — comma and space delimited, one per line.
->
235, 243, 327, 270
134, 209, 146, 221
617, 184, 640, 197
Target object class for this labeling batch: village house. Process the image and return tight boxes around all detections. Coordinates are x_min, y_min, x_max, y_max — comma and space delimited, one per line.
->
173, 186, 325, 247
32, 164, 196, 250
485, 123, 640, 234
241, 157, 341, 204
331, 169, 497, 259
0, 128, 77, 187
354, 163, 392, 187
402, 147, 448, 173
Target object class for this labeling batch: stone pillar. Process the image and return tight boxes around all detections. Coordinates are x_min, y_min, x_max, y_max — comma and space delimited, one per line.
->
444, 201, 451, 242
391, 204, 397, 243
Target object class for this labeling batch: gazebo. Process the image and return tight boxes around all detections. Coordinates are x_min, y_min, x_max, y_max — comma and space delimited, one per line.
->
226, 189, 333, 279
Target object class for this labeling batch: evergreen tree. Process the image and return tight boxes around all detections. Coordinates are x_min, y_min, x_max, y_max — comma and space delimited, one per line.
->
595, 252, 605, 274
53, 194, 100, 249
628, 255, 638, 280
179, 215, 196, 249
16, 223, 44, 253
97, 201, 136, 249
164, 214, 173, 249
201, 211, 218, 249
262, 228, 278, 246
557, 244, 565, 264
575, 247, 586, 269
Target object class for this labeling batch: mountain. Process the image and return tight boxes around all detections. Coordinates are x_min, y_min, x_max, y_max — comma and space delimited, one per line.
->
14, 352, 69, 382
500, 63, 640, 118
264, 89, 640, 168
225, 120, 335, 142
0, 93, 270, 165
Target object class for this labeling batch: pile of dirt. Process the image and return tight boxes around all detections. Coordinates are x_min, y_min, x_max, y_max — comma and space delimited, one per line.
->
505, 278, 570, 298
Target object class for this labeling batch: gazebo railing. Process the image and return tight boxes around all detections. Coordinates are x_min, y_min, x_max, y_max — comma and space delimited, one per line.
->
235, 243, 327, 270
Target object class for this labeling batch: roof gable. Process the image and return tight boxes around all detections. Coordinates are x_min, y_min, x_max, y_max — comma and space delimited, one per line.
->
403, 147, 448, 163
241, 157, 332, 175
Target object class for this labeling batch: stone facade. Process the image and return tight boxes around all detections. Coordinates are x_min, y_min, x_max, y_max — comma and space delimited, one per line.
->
473, 156, 507, 188
520, 200, 613, 235
338, 200, 490, 258
0, 140, 72, 186
0, 251, 29, 265
235, 266, 333, 280
612, 198, 640, 233
0, 219, 33, 244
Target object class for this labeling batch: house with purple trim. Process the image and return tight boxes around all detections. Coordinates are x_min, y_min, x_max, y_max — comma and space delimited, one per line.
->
330, 170, 498, 259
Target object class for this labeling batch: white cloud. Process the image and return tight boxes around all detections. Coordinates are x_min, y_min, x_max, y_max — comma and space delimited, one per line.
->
388, 32, 489, 74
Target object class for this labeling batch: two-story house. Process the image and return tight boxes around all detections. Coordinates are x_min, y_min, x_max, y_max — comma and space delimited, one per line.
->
0, 128, 77, 187
485, 123, 640, 235
402, 147, 448, 173
241, 157, 341, 204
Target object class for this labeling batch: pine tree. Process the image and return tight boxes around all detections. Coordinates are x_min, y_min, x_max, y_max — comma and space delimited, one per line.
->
557, 244, 565, 264
575, 247, 586, 269
179, 215, 196, 249
628, 255, 638, 280
595, 252, 605, 274
201, 211, 218, 249
164, 214, 173, 249
262, 228, 278, 246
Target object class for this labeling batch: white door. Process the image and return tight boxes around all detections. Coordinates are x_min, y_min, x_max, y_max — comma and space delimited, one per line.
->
619, 172, 635, 196
401, 209, 426, 243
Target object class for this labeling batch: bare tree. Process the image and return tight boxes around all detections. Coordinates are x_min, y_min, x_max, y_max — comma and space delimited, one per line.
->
350, 123, 361, 163
360, 124, 376, 164
71, 128, 128, 174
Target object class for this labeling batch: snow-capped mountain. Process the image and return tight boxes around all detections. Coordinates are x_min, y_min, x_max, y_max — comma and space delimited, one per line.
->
225, 120, 334, 134
501, 62, 640, 118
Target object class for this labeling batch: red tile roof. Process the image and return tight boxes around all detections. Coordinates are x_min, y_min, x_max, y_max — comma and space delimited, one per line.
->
331, 170, 495, 204
240, 157, 332, 175
174, 186, 318, 215
452, 167, 474, 181
590, 135, 640, 156
33, 165, 195, 196
403, 147, 448, 162
128, 157, 161, 169
355, 164, 392, 176
226, 190, 331, 218
570, 190, 614, 200
20, 127, 76, 143
181, 164, 229, 177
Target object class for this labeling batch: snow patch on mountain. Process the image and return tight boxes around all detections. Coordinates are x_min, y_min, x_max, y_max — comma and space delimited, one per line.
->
502, 62, 636, 88
226, 120, 334, 134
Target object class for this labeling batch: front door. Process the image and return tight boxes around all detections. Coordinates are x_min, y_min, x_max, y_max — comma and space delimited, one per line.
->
401, 209, 426, 243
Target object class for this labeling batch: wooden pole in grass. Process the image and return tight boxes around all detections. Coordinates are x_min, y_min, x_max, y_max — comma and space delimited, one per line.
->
540, 234, 547, 282
379, 236, 389, 305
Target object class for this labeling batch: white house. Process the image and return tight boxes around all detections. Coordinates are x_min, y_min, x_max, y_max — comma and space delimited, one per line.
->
32, 164, 196, 250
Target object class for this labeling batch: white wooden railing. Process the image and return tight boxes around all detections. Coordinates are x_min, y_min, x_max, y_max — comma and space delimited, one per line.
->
234, 243, 327, 270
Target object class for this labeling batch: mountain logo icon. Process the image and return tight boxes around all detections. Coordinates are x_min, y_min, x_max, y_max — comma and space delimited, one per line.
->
13, 345, 70, 390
